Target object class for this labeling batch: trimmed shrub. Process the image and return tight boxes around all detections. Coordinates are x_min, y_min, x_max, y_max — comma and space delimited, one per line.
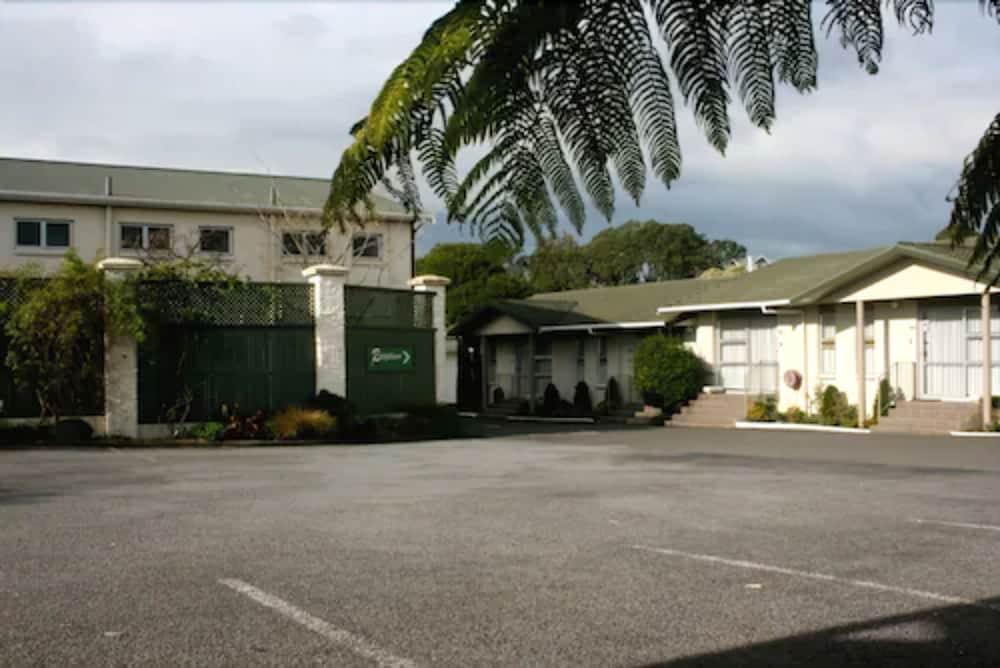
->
605, 377, 622, 411
746, 397, 778, 422
541, 383, 561, 416
633, 335, 709, 413
874, 377, 894, 419
813, 385, 860, 427
493, 386, 506, 404
572, 381, 593, 416
269, 408, 337, 440
784, 406, 810, 424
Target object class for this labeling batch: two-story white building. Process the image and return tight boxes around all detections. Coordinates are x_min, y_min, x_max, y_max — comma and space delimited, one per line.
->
0, 157, 422, 284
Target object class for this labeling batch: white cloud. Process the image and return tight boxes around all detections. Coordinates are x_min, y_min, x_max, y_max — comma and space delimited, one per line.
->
0, 1, 997, 259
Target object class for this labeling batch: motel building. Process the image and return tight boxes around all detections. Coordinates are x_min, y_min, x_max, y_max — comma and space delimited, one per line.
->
454, 241, 1000, 433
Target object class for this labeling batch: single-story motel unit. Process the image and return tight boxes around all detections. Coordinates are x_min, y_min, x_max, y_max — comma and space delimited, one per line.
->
453, 240, 1000, 433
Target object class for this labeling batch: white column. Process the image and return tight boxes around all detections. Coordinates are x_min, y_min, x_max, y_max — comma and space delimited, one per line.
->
983, 290, 992, 428
97, 257, 143, 438
856, 300, 866, 428
303, 264, 349, 397
409, 274, 452, 404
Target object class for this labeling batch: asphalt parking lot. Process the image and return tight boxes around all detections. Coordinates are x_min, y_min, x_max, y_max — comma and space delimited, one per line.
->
3, 427, 1000, 666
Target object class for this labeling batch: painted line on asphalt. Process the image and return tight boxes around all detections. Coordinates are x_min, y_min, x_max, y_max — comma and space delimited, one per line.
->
219, 579, 416, 668
910, 518, 1000, 533
632, 545, 1000, 613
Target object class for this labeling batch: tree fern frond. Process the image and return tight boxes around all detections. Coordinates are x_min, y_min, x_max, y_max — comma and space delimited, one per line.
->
822, 0, 884, 74
948, 113, 1000, 282
729, 0, 777, 131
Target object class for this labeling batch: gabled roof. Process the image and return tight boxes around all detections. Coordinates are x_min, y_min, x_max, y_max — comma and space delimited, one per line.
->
0, 156, 409, 217
450, 241, 988, 336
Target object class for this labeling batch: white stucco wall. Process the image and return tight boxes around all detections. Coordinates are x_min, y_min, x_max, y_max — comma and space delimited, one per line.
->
0, 201, 414, 288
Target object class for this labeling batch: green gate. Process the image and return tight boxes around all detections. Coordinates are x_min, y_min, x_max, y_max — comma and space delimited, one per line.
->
138, 282, 315, 424
345, 286, 436, 415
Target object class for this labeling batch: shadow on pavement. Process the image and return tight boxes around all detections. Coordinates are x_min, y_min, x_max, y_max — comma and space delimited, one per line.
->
638, 597, 1000, 667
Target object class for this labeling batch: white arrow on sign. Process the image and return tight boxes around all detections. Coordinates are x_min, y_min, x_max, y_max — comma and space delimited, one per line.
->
402, 350, 411, 365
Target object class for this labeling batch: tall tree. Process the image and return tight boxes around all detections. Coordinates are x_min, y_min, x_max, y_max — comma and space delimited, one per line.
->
525, 235, 591, 293
416, 242, 531, 324
326, 1, 1000, 278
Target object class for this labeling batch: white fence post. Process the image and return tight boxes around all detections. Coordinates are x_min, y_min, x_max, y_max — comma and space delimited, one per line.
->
97, 257, 143, 438
409, 274, 452, 404
303, 265, 349, 398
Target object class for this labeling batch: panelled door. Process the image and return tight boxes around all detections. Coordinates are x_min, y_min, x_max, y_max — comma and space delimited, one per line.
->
718, 317, 779, 393
921, 305, 1000, 400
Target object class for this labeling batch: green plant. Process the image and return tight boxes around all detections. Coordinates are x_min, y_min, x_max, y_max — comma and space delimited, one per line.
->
187, 422, 224, 441
541, 383, 561, 417
874, 377, 895, 419
2, 253, 141, 423
633, 335, 708, 413
746, 397, 778, 422
783, 406, 814, 424
572, 381, 593, 417
605, 377, 622, 411
814, 385, 848, 426
269, 408, 337, 440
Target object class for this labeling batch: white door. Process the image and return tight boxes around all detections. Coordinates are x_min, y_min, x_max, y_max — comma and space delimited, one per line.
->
922, 305, 1000, 400
718, 317, 778, 393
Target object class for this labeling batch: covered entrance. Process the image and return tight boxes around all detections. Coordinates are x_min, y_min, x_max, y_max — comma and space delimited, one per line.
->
920, 304, 1000, 400
717, 316, 779, 394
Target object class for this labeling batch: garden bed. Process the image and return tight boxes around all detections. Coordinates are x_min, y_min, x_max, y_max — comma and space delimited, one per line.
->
735, 421, 870, 434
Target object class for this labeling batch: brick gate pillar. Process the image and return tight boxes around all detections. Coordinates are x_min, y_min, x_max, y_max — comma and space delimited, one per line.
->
97, 257, 143, 438
409, 275, 452, 404
303, 265, 349, 397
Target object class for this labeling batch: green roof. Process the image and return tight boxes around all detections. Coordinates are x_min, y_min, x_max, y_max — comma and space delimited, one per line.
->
452, 241, 985, 336
0, 156, 408, 215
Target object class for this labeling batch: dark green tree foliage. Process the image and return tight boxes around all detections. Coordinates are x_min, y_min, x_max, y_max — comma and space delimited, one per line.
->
416, 242, 531, 324
633, 335, 708, 412
573, 381, 593, 417
328, 0, 1000, 261
526, 235, 591, 293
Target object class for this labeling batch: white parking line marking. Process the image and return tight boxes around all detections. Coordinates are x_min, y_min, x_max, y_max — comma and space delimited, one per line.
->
910, 518, 1000, 533
219, 579, 417, 668
632, 545, 1000, 613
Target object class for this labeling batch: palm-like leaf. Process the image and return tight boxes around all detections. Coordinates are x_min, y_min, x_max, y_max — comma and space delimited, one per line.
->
946, 114, 1000, 279
327, 0, 1000, 251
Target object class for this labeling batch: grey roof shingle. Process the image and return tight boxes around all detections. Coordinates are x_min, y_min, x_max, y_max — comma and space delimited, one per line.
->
0, 156, 408, 215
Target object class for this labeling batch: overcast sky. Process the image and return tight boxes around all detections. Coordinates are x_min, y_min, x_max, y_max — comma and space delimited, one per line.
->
1, 1, 998, 259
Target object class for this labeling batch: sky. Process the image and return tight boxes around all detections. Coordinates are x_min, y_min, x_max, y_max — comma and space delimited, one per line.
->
1, 1, 998, 260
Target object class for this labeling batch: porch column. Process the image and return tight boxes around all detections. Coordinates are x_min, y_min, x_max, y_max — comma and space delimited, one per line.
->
528, 333, 537, 414
856, 300, 866, 428
97, 257, 144, 438
410, 274, 452, 404
480, 336, 490, 410
983, 290, 993, 428
303, 264, 349, 397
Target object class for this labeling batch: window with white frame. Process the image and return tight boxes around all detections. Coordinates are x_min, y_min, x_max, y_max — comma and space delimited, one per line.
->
576, 338, 586, 382
16, 219, 72, 251
352, 233, 383, 260
198, 227, 232, 255
534, 337, 553, 397
282, 231, 328, 257
864, 307, 877, 379
597, 337, 609, 384
819, 308, 837, 377
120, 223, 172, 253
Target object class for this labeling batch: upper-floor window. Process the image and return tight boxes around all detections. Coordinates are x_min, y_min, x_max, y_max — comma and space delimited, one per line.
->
352, 233, 382, 260
120, 223, 171, 252
282, 231, 328, 257
16, 219, 71, 251
198, 227, 232, 255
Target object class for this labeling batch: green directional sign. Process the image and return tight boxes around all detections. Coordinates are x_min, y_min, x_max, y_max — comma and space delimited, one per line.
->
367, 346, 415, 372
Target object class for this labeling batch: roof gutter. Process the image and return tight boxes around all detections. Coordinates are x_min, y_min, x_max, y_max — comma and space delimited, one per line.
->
0, 189, 417, 222
657, 299, 790, 315
538, 321, 666, 333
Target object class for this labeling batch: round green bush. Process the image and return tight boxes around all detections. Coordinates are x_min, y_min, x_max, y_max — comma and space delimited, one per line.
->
633, 336, 708, 412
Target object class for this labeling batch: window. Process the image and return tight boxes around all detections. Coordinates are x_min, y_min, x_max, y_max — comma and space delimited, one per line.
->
199, 227, 232, 254
533, 337, 553, 397
352, 233, 382, 259
864, 307, 876, 379
120, 224, 172, 252
819, 308, 837, 376
282, 231, 328, 257
597, 337, 609, 384
16, 219, 71, 250
576, 338, 586, 381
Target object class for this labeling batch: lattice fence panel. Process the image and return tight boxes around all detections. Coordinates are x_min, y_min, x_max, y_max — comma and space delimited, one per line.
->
345, 286, 434, 329
138, 281, 315, 327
